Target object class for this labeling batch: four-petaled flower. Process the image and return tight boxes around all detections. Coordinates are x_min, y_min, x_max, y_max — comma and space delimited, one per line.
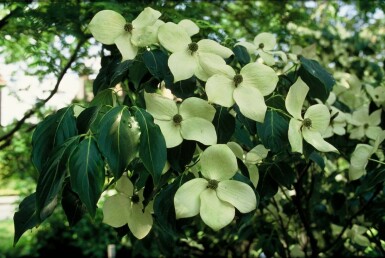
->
174, 144, 257, 231
88, 7, 162, 61
102, 173, 153, 239
157, 22, 233, 82
285, 77, 339, 154
205, 62, 278, 122
144, 92, 217, 148
348, 105, 382, 140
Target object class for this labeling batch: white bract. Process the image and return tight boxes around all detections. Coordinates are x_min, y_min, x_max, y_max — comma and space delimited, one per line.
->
102, 173, 153, 239
366, 85, 385, 108
349, 131, 385, 180
174, 144, 257, 231
227, 141, 269, 187
348, 106, 382, 140
236, 32, 287, 66
157, 22, 233, 82
144, 92, 217, 148
285, 77, 339, 154
205, 62, 278, 122
88, 7, 161, 61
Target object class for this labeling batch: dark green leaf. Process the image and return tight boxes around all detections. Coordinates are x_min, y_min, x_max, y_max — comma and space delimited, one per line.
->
69, 136, 105, 217
309, 151, 325, 170
257, 166, 279, 199
143, 49, 173, 86
213, 106, 235, 143
13, 193, 39, 246
268, 163, 296, 189
266, 94, 286, 110
76, 106, 101, 134
129, 60, 149, 90
234, 119, 254, 149
167, 140, 196, 173
32, 106, 78, 173
36, 136, 79, 220
97, 106, 140, 179
134, 107, 167, 185
89, 88, 116, 107
110, 60, 132, 87
61, 180, 87, 227
298, 56, 335, 102
356, 166, 385, 194
233, 45, 250, 66
256, 110, 289, 153
168, 77, 196, 99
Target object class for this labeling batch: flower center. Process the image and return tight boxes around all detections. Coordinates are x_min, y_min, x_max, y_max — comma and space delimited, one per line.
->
131, 194, 140, 204
188, 42, 198, 54
173, 114, 183, 125
364, 123, 369, 129
233, 74, 243, 87
259, 43, 264, 49
302, 118, 312, 129
207, 179, 219, 190
124, 23, 133, 33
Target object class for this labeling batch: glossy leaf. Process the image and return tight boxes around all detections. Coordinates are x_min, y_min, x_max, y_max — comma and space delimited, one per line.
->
61, 180, 87, 227
76, 106, 101, 134
32, 106, 78, 173
143, 49, 173, 86
13, 193, 39, 246
89, 88, 117, 107
233, 45, 250, 66
97, 106, 140, 179
168, 77, 196, 99
36, 136, 79, 220
69, 136, 105, 217
298, 56, 335, 102
213, 106, 235, 144
134, 107, 167, 184
167, 140, 196, 173
256, 110, 289, 153
268, 163, 296, 189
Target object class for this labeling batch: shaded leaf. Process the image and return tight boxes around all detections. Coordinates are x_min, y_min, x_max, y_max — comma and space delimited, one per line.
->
76, 106, 101, 134
89, 88, 117, 107
69, 136, 105, 217
167, 140, 196, 173
97, 106, 140, 179
268, 163, 296, 189
134, 107, 167, 185
61, 180, 87, 227
233, 45, 250, 66
213, 106, 235, 144
143, 49, 173, 86
257, 166, 279, 199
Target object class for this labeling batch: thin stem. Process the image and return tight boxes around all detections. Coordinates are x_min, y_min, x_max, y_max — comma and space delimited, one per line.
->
368, 158, 385, 165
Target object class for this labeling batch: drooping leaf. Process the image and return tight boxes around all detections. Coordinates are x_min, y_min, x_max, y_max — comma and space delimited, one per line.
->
36, 136, 79, 220
13, 193, 39, 246
97, 106, 140, 179
32, 106, 78, 173
257, 165, 279, 199
309, 151, 325, 170
256, 110, 289, 153
233, 45, 250, 66
129, 60, 150, 90
89, 88, 117, 107
69, 136, 105, 217
134, 107, 167, 185
61, 180, 87, 227
76, 106, 101, 134
298, 56, 335, 102
143, 49, 173, 86
268, 163, 296, 189
168, 77, 196, 99
213, 106, 235, 144
167, 140, 196, 173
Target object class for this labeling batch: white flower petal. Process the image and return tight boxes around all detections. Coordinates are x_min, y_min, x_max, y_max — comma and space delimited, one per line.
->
254, 32, 276, 51
168, 51, 197, 82
366, 126, 383, 140
304, 104, 330, 133
114, 33, 138, 61
115, 173, 134, 196
233, 86, 267, 122
88, 10, 126, 44
178, 19, 199, 36
200, 189, 235, 231
206, 75, 236, 107
198, 39, 233, 58
247, 164, 259, 187
235, 41, 257, 55
174, 178, 208, 219
144, 92, 177, 120
200, 144, 237, 180
131, 26, 158, 47
240, 62, 278, 96
349, 144, 373, 180
158, 22, 191, 53
302, 129, 339, 153
349, 127, 365, 140
128, 204, 153, 239
351, 106, 369, 126
132, 7, 161, 28
179, 97, 216, 121
285, 77, 309, 120
198, 53, 235, 77
369, 109, 382, 126
258, 51, 276, 66
288, 119, 303, 153
217, 180, 256, 213
246, 144, 269, 164
156, 120, 183, 148
180, 118, 217, 146
226, 142, 244, 160
102, 194, 131, 228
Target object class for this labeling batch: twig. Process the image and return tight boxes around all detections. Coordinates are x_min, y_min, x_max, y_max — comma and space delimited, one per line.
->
0, 38, 87, 148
